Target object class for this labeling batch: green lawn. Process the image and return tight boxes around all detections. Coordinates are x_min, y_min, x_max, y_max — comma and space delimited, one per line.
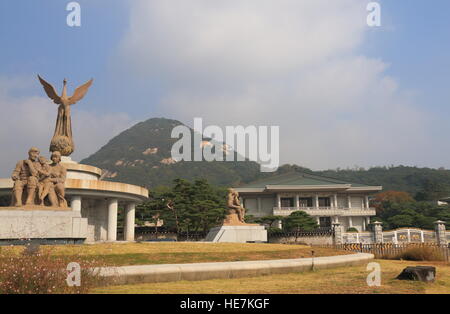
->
93, 260, 450, 294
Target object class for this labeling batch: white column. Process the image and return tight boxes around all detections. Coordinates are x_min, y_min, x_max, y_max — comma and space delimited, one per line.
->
71, 196, 82, 212
295, 194, 300, 208
315, 194, 319, 209
107, 198, 118, 242
316, 217, 320, 225
124, 202, 136, 242
365, 195, 370, 209
348, 216, 353, 228
362, 218, 366, 231
333, 194, 338, 208
347, 195, 352, 209
276, 194, 281, 209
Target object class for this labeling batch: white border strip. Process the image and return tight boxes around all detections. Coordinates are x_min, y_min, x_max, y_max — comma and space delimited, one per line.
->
97, 253, 374, 285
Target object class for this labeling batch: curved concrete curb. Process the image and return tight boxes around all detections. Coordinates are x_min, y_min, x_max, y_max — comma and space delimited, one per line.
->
97, 253, 374, 285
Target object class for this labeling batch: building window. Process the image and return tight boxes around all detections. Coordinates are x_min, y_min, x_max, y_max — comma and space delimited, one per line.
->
319, 217, 332, 228
299, 197, 313, 208
318, 197, 331, 207
281, 198, 294, 208
243, 198, 257, 211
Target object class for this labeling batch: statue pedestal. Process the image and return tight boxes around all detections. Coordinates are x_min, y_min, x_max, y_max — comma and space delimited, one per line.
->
205, 225, 267, 243
0, 208, 87, 245
1, 205, 71, 211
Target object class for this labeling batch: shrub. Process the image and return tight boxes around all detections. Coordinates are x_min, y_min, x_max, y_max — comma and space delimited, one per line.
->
347, 228, 359, 233
282, 211, 318, 232
266, 227, 282, 234
392, 246, 446, 262
0, 246, 106, 294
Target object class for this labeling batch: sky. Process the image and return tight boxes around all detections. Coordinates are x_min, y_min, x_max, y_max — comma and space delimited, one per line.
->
0, 0, 449, 176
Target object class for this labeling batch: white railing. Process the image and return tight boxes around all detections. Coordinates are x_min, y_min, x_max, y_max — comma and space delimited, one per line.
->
342, 209, 377, 216
272, 207, 376, 217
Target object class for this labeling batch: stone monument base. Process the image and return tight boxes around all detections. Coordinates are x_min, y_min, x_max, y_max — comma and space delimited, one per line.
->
0, 208, 87, 245
0, 205, 70, 211
205, 225, 267, 243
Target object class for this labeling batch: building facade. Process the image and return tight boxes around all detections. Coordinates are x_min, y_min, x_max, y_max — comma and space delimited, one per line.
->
235, 172, 382, 232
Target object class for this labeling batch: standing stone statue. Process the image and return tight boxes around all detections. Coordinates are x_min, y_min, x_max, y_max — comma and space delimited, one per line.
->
38, 75, 93, 156
36, 156, 52, 205
225, 188, 247, 225
11, 147, 41, 206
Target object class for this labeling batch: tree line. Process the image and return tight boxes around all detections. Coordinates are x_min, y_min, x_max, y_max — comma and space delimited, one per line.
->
136, 178, 319, 233
372, 191, 450, 230
137, 179, 229, 233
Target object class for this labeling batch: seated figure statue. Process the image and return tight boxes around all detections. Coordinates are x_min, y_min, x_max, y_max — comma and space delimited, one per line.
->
225, 188, 247, 225
47, 151, 68, 208
11, 147, 41, 206
32, 151, 67, 208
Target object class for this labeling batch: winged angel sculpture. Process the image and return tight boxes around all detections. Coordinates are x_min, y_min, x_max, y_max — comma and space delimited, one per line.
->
38, 75, 93, 156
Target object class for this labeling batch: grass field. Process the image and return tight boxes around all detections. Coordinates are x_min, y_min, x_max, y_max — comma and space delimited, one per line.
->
0, 242, 349, 266
2, 243, 449, 294
93, 260, 450, 294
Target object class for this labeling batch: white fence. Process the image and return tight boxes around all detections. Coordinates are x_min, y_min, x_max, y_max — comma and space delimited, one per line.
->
341, 228, 447, 244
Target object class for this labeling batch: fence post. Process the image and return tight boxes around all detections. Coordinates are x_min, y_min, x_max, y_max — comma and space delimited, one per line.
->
333, 222, 343, 245
435, 220, 448, 246
373, 221, 383, 243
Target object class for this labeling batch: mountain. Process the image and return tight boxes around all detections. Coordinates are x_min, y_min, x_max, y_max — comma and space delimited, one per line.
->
81, 118, 262, 188
82, 117, 450, 199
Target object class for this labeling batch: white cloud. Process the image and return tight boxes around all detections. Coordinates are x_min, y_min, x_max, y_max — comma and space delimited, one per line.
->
120, 0, 366, 82
115, 0, 437, 170
0, 75, 134, 177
